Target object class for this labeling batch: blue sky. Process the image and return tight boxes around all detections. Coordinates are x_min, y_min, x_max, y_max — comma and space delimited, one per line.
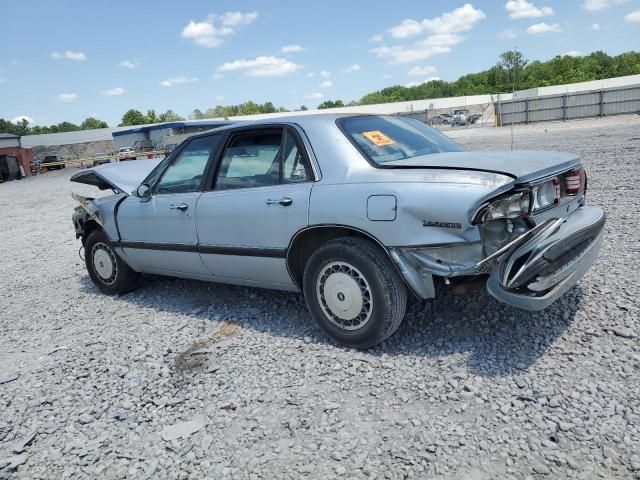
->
1, 0, 639, 126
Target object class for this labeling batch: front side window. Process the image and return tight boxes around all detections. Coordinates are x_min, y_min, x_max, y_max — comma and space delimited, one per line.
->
155, 135, 220, 194
339, 115, 463, 164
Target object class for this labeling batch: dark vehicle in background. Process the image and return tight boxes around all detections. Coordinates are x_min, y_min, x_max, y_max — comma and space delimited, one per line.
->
44, 155, 65, 170
0, 155, 22, 182
430, 113, 452, 125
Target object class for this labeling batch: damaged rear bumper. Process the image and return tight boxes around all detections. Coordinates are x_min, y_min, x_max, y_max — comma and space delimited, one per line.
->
486, 206, 605, 311
390, 206, 605, 310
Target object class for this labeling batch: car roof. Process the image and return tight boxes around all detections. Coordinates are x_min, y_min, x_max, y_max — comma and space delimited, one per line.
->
186, 113, 375, 140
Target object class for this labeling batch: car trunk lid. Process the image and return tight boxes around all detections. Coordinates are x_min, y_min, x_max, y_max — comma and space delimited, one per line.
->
70, 158, 161, 194
381, 150, 581, 184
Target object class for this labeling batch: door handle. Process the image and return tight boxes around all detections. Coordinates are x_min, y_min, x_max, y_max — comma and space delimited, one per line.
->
170, 203, 189, 211
266, 197, 293, 206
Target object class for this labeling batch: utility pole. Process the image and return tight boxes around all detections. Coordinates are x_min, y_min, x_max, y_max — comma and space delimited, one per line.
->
510, 46, 517, 151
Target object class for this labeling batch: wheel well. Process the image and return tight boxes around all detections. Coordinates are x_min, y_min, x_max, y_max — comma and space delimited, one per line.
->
81, 219, 101, 246
286, 226, 391, 290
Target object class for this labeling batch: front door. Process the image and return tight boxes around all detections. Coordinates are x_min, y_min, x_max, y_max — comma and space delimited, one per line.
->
117, 135, 222, 275
196, 127, 313, 286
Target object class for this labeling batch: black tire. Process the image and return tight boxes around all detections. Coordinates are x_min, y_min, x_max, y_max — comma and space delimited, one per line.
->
303, 237, 407, 349
85, 229, 140, 295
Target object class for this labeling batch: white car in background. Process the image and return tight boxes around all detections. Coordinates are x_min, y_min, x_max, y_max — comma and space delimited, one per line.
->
118, 147, 136, 161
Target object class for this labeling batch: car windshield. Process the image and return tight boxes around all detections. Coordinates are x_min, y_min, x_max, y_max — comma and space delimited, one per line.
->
339, 115, 463, 164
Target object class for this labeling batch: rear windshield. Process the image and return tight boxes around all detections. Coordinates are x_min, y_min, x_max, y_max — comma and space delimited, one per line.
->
338, 115, 462, 164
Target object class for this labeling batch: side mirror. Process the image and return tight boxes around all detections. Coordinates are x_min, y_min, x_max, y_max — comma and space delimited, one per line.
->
136, 183, 151, 198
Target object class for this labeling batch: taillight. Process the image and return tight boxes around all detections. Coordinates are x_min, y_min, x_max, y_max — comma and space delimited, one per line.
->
565, 168, 586, 195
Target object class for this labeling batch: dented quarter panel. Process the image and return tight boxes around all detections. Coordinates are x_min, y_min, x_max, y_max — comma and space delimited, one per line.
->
309, 172, 513, 248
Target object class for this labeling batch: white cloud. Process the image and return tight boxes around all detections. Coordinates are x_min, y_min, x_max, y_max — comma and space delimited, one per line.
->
218, 56, 300, 77
505, 0, 554, 19
216, 95, 225, 101
306, 72, 316, 78
562, 50, 582, 57
591, 22, 601, 30
305, 92, 324, 100
57, 93, 78, 102
389, 4, 486, 38
101, 87, 125, 96
320, 70, 331, 78
160, 76, 198, 87
280, 44, 304, 53
343, 64, 361, 73
582, 0, 628, 11
372, 33, 463, 63
320, 80, 333, 88
12, 115, 33, 124
212, 73, 224, 80
51, 50, 87, 61
369, 34, 384, 42
527, 22, 562, 34
389, 19, 423, 38
219, 11, 258, 26
625, 9, 640, 21
408, 65, 437, 76
500, 28, 518, 39
119, 60, 138, 69
182, 11, 258, 48
377, 5, 485, 64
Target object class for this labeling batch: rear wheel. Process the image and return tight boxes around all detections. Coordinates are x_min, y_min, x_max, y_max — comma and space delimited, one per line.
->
85, 230, 140, 295
303, 237, 407, 349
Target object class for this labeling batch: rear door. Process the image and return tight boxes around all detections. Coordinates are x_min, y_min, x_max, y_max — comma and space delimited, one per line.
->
116, 135, 222, 275
195, 126, 313, 286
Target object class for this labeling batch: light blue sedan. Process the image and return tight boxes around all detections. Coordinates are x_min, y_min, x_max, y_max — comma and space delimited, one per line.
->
71, 114, 605, 348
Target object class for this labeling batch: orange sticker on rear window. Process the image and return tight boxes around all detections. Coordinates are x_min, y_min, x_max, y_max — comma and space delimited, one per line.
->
362, 130, 395, 147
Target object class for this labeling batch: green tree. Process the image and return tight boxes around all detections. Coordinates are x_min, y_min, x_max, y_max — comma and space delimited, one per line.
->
499, 50, 529, 87
159, 110, 185, 122
300, 105, 308, 111
190, 109, 204, 120
146, 109, 158, 124
317, 100, 344, 109
80, 117, 108, 130
119, 109, 148, 126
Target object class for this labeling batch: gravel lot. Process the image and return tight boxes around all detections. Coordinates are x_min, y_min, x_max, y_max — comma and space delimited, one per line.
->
1, 115, 639, 479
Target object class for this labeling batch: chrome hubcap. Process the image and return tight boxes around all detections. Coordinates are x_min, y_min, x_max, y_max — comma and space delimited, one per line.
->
92, 243, 117, 284
316, 261, 373, 330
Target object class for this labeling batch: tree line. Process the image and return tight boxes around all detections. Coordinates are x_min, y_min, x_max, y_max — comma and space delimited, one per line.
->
2, 50, 638, 135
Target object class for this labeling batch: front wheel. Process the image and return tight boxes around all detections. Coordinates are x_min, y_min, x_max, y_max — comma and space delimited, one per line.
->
303, 237, 407, 349
85, 230, 140, 295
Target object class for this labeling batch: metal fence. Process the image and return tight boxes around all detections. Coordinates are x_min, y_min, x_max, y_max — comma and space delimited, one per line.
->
495, 84, 640, 126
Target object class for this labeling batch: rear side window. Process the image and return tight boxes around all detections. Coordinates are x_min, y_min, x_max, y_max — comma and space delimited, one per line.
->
214, 128, 310, 190
215, 132, 282, 190
339, 115, 462, 164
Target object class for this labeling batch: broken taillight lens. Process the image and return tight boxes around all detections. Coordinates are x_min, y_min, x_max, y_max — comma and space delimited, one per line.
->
564, 168, 586, 195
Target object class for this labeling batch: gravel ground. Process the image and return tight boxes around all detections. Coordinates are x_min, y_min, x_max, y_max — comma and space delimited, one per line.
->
1, 115, 639, 479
